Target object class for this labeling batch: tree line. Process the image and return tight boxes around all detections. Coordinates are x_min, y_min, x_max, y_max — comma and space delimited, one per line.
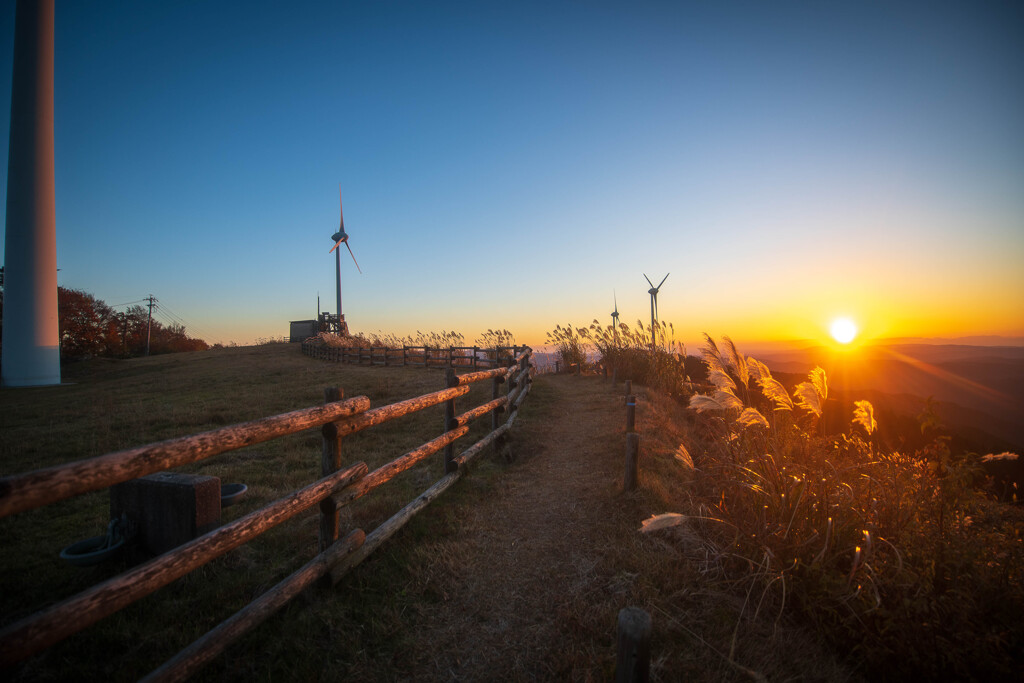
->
0, 286, 208, 361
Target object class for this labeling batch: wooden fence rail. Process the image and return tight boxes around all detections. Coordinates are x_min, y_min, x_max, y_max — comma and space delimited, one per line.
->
301, 341, 525, 369
0, 347, 534, 680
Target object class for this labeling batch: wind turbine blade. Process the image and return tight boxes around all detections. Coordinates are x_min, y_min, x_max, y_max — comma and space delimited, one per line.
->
657, 272, 670, 289
644, 274, 655, 289
329, 239, 343, 254
345, 241, 362, 273
614, 290, 618, 312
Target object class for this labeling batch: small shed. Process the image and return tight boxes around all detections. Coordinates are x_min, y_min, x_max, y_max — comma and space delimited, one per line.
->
289, 320, 318, 343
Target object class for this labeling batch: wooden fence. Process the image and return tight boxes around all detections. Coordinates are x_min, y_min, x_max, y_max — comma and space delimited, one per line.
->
301, 341, 526, 369
0, 347, 534, 681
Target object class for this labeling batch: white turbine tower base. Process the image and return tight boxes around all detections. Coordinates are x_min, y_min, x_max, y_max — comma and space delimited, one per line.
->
2, 0, 60, 387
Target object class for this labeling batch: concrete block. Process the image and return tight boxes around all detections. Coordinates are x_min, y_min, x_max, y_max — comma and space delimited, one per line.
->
111, 472, 221, 557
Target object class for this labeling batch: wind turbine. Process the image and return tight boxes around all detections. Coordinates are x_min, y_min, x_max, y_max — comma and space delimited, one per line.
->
643, 273, 669, 350
328, 186, 361, 335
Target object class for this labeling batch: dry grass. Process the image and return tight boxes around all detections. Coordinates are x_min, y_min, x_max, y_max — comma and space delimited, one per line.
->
649, 336, 1024, 681
630, 383, 856, 682
0, 344, 496, 681
2, 348, 864, 681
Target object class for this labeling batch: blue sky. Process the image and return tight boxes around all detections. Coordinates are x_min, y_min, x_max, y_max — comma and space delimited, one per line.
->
2, 0, 1022, 348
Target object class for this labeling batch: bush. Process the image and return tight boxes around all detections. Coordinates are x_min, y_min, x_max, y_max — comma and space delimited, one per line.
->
573, 319, 701, 397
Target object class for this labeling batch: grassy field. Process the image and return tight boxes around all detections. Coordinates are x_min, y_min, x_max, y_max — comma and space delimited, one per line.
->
0, 343, 505, 681
10, 341, 1016, 680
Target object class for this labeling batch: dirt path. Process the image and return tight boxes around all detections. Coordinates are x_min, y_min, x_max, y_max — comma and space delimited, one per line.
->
338, 375, 855, 683
392, 374, 642, 680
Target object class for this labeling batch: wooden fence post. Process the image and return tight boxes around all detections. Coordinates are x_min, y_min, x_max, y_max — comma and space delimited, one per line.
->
319, 387, 344, 551
443, 368, 457, 473
615, 607, 651, 683
626, 395, 636, 432
625, 379, 632, 396
506, 354, 518, 414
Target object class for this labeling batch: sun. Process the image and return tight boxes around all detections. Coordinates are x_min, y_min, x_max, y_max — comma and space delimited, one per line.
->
830, 317, 858, 344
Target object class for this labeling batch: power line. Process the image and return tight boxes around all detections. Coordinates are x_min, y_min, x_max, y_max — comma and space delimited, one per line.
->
154, 300, 225, 346
104, 294, 226, 347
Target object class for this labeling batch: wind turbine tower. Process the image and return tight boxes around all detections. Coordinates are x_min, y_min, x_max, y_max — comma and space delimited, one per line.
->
2, 0, 60, 387
643, 273, 669, 351
327, 186, 361, 336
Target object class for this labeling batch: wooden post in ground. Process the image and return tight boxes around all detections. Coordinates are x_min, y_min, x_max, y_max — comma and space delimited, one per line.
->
624, 432, 640, 491
626, 395, 636, 432
615, 607, 651, 683
443, 368, 457, 473
612, 366, 618, 385
319, 387, 344, 551
625, 379, 632, 396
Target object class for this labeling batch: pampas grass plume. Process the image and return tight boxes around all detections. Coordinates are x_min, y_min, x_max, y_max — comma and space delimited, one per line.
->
852, 400, 877, 435
640, 513, 688, 533
759, 376, 795, 412
675, 443, 695, 469
736, 407, 770, 429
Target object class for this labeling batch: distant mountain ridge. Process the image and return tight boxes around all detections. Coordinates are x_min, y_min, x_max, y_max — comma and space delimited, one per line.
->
758, 343, 1024, 452
876, 335, 1024, 347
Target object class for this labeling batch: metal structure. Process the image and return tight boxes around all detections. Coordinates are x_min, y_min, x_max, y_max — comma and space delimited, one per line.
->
288, 320, 318, 342
327, 186, 360, 335
1, 0, 60, 386
611, 291, 620, 346
643, 273, 669, 350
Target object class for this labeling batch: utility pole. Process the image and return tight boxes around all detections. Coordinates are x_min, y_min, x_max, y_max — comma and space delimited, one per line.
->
145, 295, 156, 356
